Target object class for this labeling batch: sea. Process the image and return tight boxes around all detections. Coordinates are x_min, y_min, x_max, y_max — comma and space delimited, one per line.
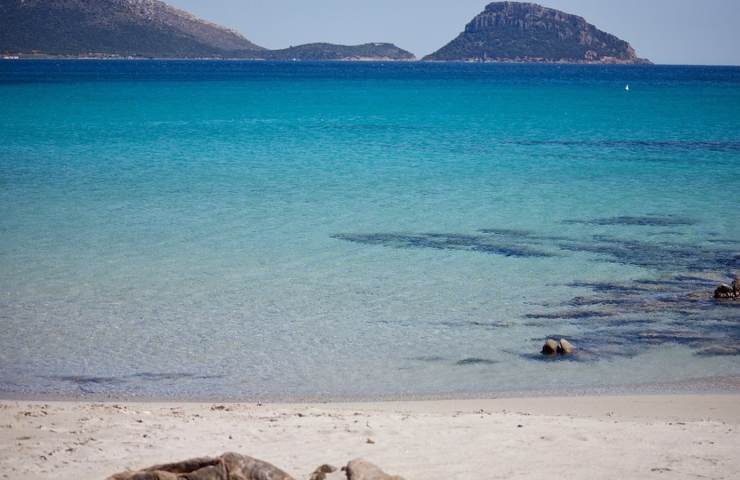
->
0, 60, 738, 400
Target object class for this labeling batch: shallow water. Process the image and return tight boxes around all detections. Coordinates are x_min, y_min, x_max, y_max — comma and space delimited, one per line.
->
0, 61, 738, 399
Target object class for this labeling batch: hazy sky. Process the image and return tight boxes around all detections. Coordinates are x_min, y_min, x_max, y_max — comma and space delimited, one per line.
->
168, 0, 740, 65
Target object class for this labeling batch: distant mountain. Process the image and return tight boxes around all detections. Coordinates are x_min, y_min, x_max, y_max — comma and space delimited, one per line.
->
425, 2, 650, 64
0, 0, 413, 61
255, 43, 415, 61
0, 0, 265, 58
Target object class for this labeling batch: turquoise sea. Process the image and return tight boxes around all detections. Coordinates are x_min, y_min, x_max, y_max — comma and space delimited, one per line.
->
0, 61, 739, 400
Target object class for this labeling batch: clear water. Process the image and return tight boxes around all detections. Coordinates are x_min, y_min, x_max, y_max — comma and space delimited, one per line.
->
0, 61, 738, 400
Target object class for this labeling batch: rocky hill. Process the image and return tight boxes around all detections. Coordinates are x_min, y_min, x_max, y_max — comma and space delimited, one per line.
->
0, 0, 265, 58
0, 0, 413, 61
425, 2, 650, 64
256, 43, 415, 61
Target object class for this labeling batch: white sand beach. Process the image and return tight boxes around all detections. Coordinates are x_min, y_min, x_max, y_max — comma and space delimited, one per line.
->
1, 395, 739, 480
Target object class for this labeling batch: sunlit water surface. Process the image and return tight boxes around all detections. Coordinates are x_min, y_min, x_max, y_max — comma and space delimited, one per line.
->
0, 61, 739, 399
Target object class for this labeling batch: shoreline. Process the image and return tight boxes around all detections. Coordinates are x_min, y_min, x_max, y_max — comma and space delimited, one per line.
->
2, 56, 663, 65
4, 393, 740, 422
2, 393, 738, 479
3, 374, 740, 404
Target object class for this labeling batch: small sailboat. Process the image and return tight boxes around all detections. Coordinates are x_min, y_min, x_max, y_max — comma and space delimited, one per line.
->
625, 84, 630, 91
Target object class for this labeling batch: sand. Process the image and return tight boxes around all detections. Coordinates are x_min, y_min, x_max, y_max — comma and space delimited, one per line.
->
1, 395, 739, 480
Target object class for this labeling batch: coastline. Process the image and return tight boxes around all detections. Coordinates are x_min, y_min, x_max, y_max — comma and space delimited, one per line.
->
1, 54, 648, 64
2, 373, 740, 404
2, 394, 738, 480
5, 58, 740, 68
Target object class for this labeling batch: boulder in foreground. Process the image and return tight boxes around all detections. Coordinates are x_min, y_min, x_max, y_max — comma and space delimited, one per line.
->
107, 453, 405, 480
107, 452, 294, 480
345, 459, 405, 480
310, 464, 344, 480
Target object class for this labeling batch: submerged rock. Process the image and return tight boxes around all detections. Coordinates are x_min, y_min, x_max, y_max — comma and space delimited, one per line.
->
106, 452, 295, 480
695, 345, 740, 357
541, 339, 558, 355
456, 357, 497, 366
557, 339, 575, 355
345, 459, 405, 480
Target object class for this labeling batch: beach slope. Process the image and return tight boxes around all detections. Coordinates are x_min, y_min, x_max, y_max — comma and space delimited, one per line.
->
1, 395, 738, 479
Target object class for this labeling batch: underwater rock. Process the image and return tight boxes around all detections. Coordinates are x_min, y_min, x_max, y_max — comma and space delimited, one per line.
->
332, 232, 555, 258
557, 339, 575, 355
562, 215, 697, 227
541, 339, 558, 355
695, 345, 740, 357
106, 452, 295, 480
456, 358, 497, 366
345, 459, 405, 480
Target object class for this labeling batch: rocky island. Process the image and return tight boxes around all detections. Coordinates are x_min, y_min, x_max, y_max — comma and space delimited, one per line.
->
0, 0, 414, 61
1, 0, 648, 64
257, 43, 415, 62
424, 2, 650, 64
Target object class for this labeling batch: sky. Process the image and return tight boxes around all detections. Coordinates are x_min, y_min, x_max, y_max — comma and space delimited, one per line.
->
168, 0, 740, 65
